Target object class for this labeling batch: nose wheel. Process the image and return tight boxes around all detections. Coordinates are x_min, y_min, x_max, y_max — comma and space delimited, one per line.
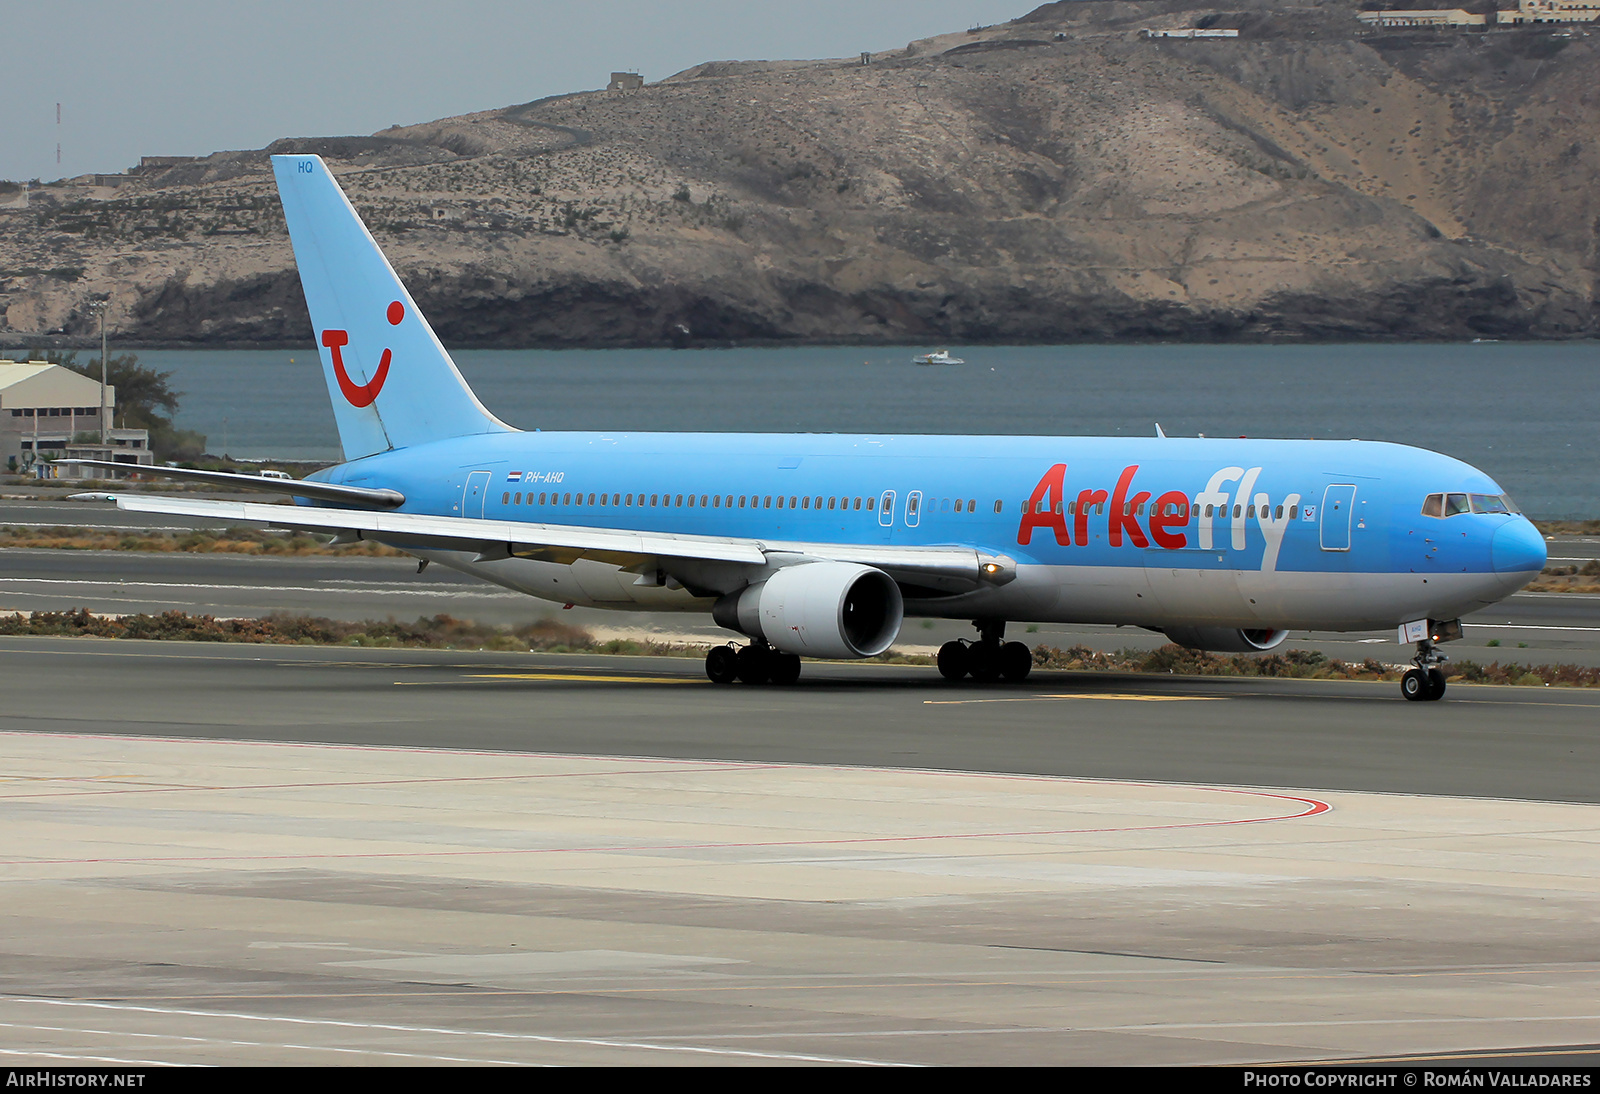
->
1401, 641, 1448, 702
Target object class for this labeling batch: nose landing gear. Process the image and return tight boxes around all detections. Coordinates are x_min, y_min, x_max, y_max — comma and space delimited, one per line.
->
938, 619, 1032, 684
1401, 640, 1448, 702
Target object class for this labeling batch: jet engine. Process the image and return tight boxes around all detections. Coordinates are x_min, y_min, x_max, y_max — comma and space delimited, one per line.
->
1161, 626, 1290, 653
712, 562, 903, 659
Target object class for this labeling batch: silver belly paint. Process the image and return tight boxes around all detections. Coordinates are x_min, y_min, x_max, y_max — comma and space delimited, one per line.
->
411, 550, 1531, 635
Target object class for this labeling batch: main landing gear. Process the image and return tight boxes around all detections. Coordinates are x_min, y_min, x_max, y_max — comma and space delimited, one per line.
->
705, 640, 802, 686
937, 618, 1032, 684
1401, 638, 1448, 702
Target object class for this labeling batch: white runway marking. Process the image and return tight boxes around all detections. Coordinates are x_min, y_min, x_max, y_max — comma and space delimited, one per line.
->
3, 998, 911, 1067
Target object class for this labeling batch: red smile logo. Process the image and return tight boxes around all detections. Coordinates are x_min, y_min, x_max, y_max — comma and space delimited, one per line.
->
321, 300, 404, 407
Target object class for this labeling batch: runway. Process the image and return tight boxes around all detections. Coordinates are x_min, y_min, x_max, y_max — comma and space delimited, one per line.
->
4, 521, 1600, 1065
0, 639, 1597, 1065
3, 637, 1600, 801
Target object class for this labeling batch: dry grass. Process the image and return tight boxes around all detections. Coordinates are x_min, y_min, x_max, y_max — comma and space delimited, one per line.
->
1032, 643, 1600, 688
3, 610, 1594, 686
1525, 559, 1600, 593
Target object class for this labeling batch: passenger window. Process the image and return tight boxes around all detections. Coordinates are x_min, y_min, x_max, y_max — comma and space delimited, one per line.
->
993, 500, 1002, 514
802, 496, 810, 509
739, 496, 746, 508
1289, 504, 1298, 519
765, 496, 772, 508
650, 494, 658, 506
1444, 493, 1470, 517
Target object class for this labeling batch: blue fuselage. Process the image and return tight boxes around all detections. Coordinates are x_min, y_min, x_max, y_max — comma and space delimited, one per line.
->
311, 430, 1546, 631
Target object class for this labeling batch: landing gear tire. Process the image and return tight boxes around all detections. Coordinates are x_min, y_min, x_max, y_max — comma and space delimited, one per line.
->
706, 645, 739, 685
967, 644, 1001, 683
1402, 667, 1448, 701
937, 641, 969, 681
998, 641, 1032, 683
1401, 669, 1429, 702
769, 653, 802, 686
736, 644, 771, 685
1427, 668, 1447, 701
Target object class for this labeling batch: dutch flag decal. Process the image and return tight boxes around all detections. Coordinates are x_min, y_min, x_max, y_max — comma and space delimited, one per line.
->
507, 471, 523, 482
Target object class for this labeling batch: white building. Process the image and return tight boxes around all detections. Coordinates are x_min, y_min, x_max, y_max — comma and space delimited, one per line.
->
1357, 9, 1488, 28
1141, 27, 1240, 38
0, 359, 152, 476
1498, 1, 1600, 23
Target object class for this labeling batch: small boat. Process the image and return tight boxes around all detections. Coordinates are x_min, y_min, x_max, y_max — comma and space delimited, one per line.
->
913, 349, 964, 365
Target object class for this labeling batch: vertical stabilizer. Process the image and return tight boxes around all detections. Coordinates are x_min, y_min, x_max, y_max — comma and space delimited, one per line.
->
272, 154, 512, 459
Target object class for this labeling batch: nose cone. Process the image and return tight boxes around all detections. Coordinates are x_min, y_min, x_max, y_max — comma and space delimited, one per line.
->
1492, 519, 1547, 577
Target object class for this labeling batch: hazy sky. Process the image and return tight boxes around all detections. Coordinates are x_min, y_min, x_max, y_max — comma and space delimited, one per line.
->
6, 1, 1035, 182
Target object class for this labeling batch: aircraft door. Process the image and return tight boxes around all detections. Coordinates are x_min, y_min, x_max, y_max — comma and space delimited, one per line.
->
878, 490, 896, 528
462, 470, 492, 519
905, 490, 922, 528
1320, 484, 1357, 551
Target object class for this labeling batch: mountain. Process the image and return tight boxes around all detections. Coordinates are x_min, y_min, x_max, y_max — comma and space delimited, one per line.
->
3, 1, 1597, 346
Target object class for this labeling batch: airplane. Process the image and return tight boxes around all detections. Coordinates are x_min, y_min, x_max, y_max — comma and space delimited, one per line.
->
77, 154, 1548, 702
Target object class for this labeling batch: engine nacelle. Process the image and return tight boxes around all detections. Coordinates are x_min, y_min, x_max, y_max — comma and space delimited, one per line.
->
712, 562, 903, 659
1162, 626, 1290, 653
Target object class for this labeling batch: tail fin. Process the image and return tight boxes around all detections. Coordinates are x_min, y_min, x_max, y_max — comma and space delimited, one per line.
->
272, 154, 512, 460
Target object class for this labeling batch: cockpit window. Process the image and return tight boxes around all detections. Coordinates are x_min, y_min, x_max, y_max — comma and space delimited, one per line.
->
1425, 491, 1521, 518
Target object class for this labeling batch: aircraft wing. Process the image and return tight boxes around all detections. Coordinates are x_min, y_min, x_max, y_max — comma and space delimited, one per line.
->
91, 495, 1014, 590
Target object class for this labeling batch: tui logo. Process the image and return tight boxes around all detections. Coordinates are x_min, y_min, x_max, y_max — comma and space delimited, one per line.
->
321, 300, 404, 407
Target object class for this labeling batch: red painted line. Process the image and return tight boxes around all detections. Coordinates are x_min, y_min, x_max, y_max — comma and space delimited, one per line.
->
0, 793, 1329, 867
0, 729, 1333, 868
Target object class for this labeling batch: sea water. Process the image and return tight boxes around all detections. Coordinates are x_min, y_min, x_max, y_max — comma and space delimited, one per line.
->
123, 342, 1598, 518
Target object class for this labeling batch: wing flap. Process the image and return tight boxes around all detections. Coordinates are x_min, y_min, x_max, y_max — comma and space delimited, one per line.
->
109, 494, 767, 565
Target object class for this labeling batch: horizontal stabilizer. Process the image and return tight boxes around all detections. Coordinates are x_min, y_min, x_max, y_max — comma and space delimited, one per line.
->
67, 459, 404, 508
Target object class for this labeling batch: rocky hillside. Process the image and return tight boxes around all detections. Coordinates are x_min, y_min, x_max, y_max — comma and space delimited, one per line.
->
3, 0, 1598, 346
